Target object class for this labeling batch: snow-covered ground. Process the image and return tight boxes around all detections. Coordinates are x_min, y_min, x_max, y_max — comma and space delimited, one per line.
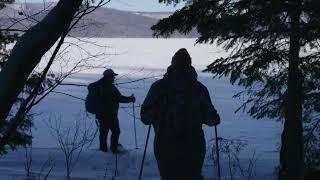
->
0, 38, 282, 179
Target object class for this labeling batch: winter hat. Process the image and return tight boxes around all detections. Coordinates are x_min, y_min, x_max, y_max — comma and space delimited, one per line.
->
171, 48, 192, 66
103, 69, 118, 77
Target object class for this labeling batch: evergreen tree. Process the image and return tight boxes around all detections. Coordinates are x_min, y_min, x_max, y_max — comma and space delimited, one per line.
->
0, 0, 83, 124
152, 0, 320, 179
0, 31, 18, 71
0, 0, 33, 154
0, 0, 17, 71
0, 0, 107, 155
0, 0, 83, 154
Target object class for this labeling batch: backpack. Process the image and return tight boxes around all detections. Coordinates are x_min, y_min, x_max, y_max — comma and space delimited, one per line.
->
156, 79, 195, 132
85, 82, 101, 114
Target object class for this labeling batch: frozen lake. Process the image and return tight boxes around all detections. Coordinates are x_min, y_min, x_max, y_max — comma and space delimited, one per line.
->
1, 38, 282, 179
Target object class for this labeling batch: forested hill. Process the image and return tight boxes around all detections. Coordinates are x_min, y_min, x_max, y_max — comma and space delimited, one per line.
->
0, 3, 197, 38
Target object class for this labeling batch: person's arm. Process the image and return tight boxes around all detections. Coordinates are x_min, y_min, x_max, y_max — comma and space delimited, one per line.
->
201, 84, 220, 126
140, 82, 160, 125
113, 86, 135, 103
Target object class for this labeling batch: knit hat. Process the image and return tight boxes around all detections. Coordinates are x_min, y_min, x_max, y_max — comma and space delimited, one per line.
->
171, 48, 192, 66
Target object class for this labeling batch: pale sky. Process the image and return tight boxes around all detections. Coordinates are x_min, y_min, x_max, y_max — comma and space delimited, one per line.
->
21, 0, 185, 12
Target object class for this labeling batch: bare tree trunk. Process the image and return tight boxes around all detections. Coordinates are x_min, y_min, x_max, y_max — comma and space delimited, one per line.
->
280, 1, 304, 179
0, 0, 83, 121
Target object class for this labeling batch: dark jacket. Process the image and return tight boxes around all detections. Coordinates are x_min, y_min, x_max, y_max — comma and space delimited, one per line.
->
140, 65, 220, 134
141, 65, 220, 179
91, 78, 132, 119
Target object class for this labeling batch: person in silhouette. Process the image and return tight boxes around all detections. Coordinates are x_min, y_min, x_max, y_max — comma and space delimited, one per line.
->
90, 69, 135, 153
141, 48, 220, 180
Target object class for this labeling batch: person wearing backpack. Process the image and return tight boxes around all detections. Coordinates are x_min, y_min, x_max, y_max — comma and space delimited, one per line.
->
86, 69, 135, 153
140, 48, 220, 180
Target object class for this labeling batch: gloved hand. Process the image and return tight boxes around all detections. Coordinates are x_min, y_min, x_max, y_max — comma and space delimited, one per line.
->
213, 114, 220, 126
131, 94, 136, 103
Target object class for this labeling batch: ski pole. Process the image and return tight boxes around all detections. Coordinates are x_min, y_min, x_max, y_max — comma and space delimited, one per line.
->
132, 100, 138, 149
215, 125, 221, 180
113, 153, 118, 179
138, 124, 151, 180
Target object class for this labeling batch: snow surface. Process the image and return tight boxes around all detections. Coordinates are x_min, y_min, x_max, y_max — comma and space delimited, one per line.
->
0, 38, 282, 179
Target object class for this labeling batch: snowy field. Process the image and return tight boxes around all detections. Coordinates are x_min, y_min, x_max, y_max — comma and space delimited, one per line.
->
0, 38, 282, 179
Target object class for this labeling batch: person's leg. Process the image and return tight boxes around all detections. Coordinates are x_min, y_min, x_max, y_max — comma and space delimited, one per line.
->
110, 118, 121, 153
176, 132, 205, 180
98, 119, 108, 152
154, 132, 205, 180
190, 134, 205, 180
154, 134, 178, 180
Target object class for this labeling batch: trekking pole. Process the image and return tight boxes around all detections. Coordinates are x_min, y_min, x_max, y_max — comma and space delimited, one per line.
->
138, 124, 151, 180
215, 125, 221, 180
132, 100, 138, 149
113, 153, 118, 179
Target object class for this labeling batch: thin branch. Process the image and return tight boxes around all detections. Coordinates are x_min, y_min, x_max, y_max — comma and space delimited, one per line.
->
0, 28, 27, 32
52, 91, 85, 101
